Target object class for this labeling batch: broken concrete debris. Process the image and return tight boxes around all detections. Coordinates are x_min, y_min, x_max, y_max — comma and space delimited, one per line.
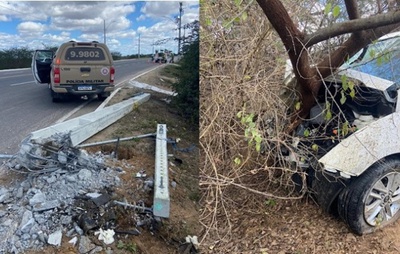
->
0, 122, 176, 253
13, 132, 104, 173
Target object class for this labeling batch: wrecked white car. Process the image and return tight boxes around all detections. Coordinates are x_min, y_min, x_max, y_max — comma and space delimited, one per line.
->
288, 32, 400, 235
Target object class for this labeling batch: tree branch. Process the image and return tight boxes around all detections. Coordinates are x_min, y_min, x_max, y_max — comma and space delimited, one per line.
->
345, 0, 360, 19
304, 10, 400, 46
317, 23, 400, 78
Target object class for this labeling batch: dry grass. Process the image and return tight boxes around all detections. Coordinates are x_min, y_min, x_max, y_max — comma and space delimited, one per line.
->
199, 0, 308, 251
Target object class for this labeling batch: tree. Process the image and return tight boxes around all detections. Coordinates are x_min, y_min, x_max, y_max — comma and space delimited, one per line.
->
111, 51, 122, 60
256, 0, 400, 132
171, 21, 199, 125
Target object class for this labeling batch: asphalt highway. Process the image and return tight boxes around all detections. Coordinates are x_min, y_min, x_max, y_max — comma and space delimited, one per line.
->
0, 58, 157, 154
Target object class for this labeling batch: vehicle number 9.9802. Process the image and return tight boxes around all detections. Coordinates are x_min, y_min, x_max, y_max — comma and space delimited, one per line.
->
70, 51, 100, 58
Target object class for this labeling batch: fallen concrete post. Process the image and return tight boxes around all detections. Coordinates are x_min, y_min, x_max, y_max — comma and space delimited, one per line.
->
29, 93, 150, 147
153, 124, 170, 218
15, 93, 150, 170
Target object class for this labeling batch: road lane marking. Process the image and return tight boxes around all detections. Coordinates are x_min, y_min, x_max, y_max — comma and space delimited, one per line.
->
10, 81, 35, 86
55, 99, 92, 124
0, 73, 32, 80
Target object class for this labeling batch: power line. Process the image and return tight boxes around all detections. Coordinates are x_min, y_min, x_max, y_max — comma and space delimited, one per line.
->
0, 3, 28, 15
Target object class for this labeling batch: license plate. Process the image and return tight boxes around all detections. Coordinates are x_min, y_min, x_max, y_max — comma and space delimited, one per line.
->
77, 86, 92, 91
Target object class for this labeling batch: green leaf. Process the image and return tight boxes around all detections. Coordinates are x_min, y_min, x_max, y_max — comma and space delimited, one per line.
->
234, 157, 241, 165
241, 11, 248, 21
244, 75, 251, 81
303, 129, 310, 137
255, 143, 261, 152
234, 17, 241, 23
265, 199, 276, 206
340, 90, 346, 104
341, 122, 349, 136
341, 74, 348, 85
234, 0, 241, 7
369, 49, 376, 58
332, 5, 340, 18
295, 101, 301, 111
236, 111, 242, 118
205, 18, 212, 27
312, 144, 319, 152
324, 3, 332, 15
377, 56, 383, 66
349, 89, 356, 98
348, 80, 355, 91
341, 75, 348, 91
325, 109, 332, 121
324, 102, 332, 121
222, 21, 232, 29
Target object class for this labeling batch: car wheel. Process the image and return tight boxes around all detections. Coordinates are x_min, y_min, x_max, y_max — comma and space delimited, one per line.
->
337, 158, 400, 235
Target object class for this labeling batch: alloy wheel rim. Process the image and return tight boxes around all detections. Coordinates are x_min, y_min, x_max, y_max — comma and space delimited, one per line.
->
364, 172, 400, 226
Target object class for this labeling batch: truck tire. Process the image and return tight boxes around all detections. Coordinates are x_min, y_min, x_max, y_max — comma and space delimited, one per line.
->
51, 90, 61, 103
337, 158, 400, 235
98, 92, 110, 101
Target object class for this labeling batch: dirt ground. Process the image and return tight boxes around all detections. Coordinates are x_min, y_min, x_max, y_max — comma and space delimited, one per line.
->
9, 64, 199, 254
201, 182, 400, 254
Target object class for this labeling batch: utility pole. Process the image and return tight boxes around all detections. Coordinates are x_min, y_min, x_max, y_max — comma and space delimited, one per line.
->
178, 2, 182, 55
138, 34, 141, 59
103, 19, 106, 44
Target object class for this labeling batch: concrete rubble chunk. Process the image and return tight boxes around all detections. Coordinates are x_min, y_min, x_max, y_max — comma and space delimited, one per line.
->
79, 235, 96, 254
47, 229, 62, 246
32, 200, 59, 212
20, 210, 34, 233
29, 192, 46, 206
0, 191, 11, 203
89, 246, 103, 254
78, 169, 92, 180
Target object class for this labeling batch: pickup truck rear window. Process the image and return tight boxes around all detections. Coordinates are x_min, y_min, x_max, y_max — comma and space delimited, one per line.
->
64, 47, 106, 61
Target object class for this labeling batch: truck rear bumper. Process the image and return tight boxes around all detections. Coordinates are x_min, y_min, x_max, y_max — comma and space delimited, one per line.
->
52, 84, 114, 94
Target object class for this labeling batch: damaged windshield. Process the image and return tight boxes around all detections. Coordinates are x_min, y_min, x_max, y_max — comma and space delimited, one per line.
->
347, 35, 400, 83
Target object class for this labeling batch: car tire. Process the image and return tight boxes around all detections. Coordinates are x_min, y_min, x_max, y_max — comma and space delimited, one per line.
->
337, 158, 400, 235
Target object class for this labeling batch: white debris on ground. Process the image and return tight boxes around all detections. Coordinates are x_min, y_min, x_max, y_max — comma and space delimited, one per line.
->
0, 132, 154, 253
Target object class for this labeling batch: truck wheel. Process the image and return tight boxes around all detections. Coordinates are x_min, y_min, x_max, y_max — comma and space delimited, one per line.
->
51, 90, 61, 103
98, 92, 110, 101
337, 158, 400, 235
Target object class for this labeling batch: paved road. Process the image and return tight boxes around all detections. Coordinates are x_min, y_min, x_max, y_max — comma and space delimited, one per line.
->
0, 58, 156, 154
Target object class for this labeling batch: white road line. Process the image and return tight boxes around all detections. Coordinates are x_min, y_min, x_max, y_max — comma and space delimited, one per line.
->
55, 99, 92, 124
10, 81, 35, 86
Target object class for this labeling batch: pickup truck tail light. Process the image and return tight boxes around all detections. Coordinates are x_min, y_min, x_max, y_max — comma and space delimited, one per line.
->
54, 67, 60, 84
110, 66, 115, 84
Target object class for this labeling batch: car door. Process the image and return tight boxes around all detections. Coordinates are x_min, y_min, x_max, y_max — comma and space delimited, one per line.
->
31, 50, 54, 84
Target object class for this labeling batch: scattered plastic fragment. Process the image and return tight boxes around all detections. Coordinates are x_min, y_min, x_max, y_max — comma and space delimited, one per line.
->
68, 236, 78, 246
95, 228, 115, 245
185, 235, 199, 249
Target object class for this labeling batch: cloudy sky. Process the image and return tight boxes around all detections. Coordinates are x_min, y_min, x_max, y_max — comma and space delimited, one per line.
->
0, 1, 199, 55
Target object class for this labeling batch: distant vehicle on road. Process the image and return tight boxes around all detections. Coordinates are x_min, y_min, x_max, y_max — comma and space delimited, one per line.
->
32, 41, 115, 102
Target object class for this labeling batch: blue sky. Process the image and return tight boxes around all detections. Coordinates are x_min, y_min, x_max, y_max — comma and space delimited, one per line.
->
0, 1, 199, 55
